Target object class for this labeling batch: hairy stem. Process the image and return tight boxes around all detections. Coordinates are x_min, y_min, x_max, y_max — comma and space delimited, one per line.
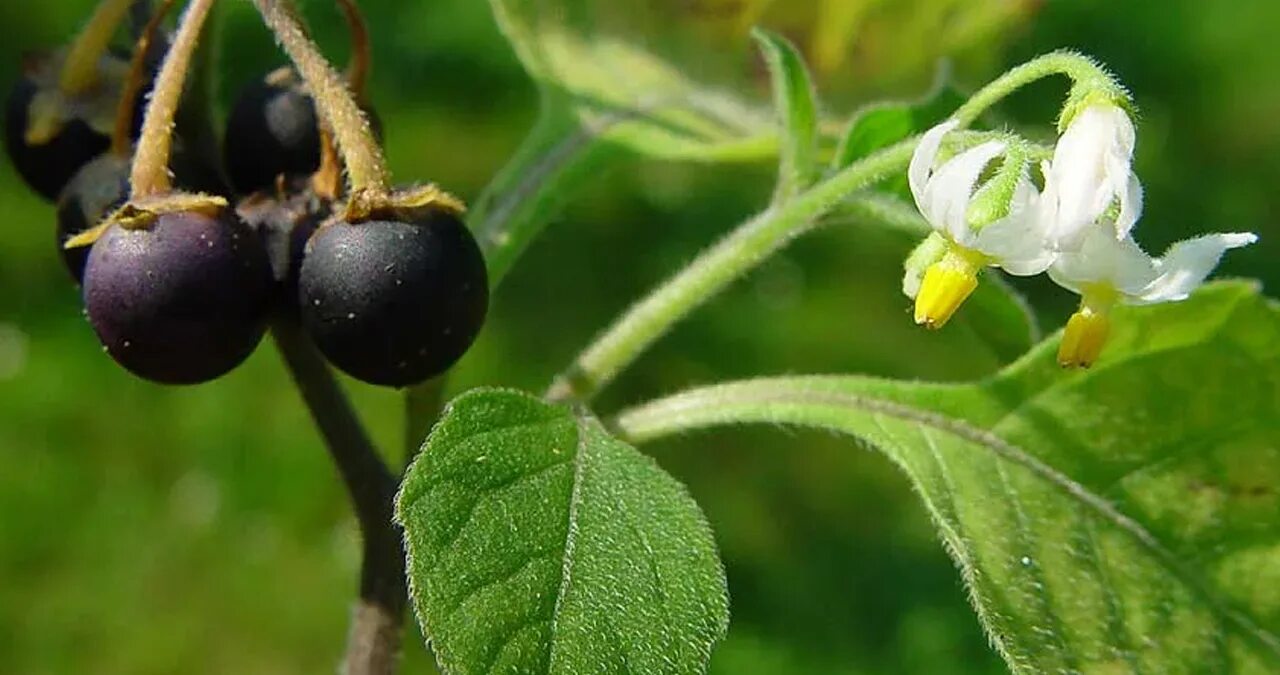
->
545, 139, 915, 402
271, 318, 405, 675
112, 0, 174, 157
950, 50, 1126, 128
129, 0, 216, 197
546, 51, 1112, 403
253, 0, 388, 193
60, 0, 135, 95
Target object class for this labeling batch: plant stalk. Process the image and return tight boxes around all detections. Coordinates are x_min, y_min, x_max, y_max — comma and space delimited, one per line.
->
129, 0, 217, 197
271, 317, 405, 675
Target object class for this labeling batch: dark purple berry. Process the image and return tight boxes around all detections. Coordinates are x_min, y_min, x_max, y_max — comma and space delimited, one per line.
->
223, 68, 382, 196
83, 207, 274, 384
56, 154, 130, 282
298, 209, 488, 387
6, 75, 110, 201
223, 70, 320, 195
56, 144, 230, 284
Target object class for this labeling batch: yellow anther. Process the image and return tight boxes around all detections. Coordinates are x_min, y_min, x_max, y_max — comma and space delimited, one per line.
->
913, 247, 985, 329
1058, 302, 1112, 369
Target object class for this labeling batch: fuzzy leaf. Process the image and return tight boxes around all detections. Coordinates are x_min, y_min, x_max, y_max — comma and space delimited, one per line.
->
618, 282, 1280, 674
753, 28, 820, 201
832, 84, 967, 171
397, 389, 729, 675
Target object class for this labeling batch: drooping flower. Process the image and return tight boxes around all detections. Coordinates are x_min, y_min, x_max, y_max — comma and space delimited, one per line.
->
1049, 226, 1257, 367
907, 120, 1055, 328
1039, 103, 1141, 248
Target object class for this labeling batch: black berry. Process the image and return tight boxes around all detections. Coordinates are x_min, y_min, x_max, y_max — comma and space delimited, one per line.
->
223, 68, 381, 196
56, 154, 130, 282
56, 144, 230, 284
299, 209, 488, 387
83, 207, 274, 384
223, 69, 320, 195
5, 73, 118, 201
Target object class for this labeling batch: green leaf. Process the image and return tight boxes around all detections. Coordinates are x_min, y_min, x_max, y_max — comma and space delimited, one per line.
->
617, 282, 1280, 673
752, 28, 820, 202
831, 80, 966, 171
397, 388, 729, 675
489, 0, 776, 163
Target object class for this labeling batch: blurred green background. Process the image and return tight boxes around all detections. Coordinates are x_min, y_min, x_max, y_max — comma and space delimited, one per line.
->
1, 0, 1275, 673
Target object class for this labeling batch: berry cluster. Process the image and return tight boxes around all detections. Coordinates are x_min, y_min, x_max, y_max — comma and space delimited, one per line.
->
4, 0, 488, 388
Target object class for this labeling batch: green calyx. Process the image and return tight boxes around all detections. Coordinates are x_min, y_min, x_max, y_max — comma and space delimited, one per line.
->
965, 144, 1029, 232
1058, 81, 1135, 132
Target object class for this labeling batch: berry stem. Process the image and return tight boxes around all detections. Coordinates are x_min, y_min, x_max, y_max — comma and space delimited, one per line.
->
271, 317, 405, 675
336, 0, 372, 101
59, 0, 135, 95
111, 0, 175, 158
129, 0, 219, 198
252, 0, 389, 194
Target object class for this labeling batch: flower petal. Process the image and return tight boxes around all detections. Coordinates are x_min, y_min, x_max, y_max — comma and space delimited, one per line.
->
909, 120, 959, 215
1048, 226, 1156, 296
1136, 232, 1258, 303
922, 141, 1005, 241
1113, 172, 1144, 240
1044, 104, 1137, 249
973, 178, 1056, 275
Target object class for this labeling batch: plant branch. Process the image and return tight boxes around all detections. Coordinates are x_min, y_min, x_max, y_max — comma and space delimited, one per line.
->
544, 139, 915, 403
271, 317, 405, 675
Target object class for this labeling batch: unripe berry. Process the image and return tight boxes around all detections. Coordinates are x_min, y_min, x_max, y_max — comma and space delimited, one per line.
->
299, 208, 488, 387
83, 206, 274, 384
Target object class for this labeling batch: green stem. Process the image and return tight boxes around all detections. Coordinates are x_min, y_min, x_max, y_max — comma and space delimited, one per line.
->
950, 50, 1125, 128
473, 104, 621, 286
545, 138, 915, 402
545, 51, 1108, 403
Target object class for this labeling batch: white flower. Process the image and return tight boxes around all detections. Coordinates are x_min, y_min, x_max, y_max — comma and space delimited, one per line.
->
907, 120, 1054, 328
1039, 103, 1141, 248
1050, 226, 1257, 367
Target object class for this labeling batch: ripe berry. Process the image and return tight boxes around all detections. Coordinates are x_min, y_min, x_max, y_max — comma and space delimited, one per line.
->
83, 206, 274, 384
4, 62, 137, 201
223, 68, 381, 196
223, 69, 320, 195
299, 208, 488, 387
56, 146, 229, 284
56, 154, 129, 282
